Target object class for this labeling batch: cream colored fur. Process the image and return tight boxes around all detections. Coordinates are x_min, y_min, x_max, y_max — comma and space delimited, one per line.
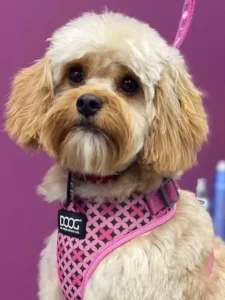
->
5, 11, 225, 300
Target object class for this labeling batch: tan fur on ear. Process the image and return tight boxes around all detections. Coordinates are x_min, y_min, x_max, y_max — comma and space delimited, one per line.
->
140, 60, 208, 174
5, 58, 53, 148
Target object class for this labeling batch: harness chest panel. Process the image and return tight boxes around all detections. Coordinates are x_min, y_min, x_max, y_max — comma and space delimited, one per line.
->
57, 190, 177, 300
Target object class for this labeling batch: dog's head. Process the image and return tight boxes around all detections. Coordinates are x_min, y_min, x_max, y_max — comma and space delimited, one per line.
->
5, 12, 208, 177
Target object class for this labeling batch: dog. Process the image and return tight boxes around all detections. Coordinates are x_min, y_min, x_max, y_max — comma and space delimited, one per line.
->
5, 11, 225, 300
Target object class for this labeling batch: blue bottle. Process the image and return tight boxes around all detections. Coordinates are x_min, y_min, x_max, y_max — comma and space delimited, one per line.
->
212, 161, 225, 240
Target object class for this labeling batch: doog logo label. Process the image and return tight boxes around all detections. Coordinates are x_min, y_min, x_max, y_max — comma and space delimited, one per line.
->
58, 209, 87, 239
60, 216, 82, 231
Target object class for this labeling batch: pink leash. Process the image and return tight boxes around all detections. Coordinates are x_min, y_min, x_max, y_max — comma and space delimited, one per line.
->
173, 0, 196, 48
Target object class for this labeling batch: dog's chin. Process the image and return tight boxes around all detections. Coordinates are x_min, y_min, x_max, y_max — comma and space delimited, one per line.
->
58, 126, 134, 176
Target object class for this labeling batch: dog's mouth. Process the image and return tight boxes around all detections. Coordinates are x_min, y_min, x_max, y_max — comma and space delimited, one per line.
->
73, 121, 108, 137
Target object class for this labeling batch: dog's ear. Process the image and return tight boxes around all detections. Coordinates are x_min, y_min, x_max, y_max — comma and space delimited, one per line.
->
5, 58, 53, 149
139, 56, 208, 174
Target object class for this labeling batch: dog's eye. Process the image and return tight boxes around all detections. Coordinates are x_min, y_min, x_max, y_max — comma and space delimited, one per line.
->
121, 76, 139, 94
68, 66, 84, 84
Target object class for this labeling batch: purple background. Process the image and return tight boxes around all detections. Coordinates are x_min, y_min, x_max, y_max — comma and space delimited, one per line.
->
0, 0, 224, 299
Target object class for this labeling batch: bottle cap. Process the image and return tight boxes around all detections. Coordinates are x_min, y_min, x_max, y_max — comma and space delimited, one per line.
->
216, 160, 225, 172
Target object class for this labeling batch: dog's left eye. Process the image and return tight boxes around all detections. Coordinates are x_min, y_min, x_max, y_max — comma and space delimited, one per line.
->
68, 66, 84, 84
121, 76, 139, 94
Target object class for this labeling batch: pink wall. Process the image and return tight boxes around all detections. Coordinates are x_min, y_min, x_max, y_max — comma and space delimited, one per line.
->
0, 0, 225, 298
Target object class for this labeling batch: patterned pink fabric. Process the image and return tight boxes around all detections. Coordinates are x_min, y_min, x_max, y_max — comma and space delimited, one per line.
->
173, 0, 196, 48
57, 186, 178, 300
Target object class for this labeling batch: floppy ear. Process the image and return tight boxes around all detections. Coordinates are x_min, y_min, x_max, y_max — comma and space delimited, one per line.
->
139, 57, 208, 174
5, 58, 53, 149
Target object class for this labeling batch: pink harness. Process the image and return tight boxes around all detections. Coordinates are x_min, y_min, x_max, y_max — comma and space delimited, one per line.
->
57, 179, 179, 300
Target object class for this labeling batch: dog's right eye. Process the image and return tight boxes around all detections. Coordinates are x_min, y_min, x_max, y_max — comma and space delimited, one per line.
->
68, 66, 84, 84
120, 76, 139, 94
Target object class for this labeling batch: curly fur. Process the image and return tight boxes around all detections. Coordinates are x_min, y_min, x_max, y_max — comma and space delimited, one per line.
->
5, 11, 225, 300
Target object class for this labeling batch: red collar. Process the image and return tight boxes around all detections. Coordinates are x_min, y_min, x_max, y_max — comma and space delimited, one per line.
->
74, 172, 121, 184
67, 173, 180, 215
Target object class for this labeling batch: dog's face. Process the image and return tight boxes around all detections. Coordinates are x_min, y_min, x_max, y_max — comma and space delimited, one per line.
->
5, 12, 208, 176
40, 51, 148, 176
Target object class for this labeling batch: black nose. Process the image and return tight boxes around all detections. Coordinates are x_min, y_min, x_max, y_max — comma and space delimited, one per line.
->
76, 94, 103, 117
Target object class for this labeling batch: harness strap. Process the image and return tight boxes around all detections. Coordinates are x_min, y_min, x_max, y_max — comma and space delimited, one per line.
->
146, 178, 179, 217
173, 0, 196, 48
206, 251, 214, 277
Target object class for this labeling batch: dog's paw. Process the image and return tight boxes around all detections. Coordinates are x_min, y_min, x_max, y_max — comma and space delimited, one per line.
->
37, 164, 67, 202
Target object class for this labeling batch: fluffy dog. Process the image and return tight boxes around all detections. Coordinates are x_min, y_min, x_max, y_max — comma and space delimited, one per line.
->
5, 12, 225, 300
